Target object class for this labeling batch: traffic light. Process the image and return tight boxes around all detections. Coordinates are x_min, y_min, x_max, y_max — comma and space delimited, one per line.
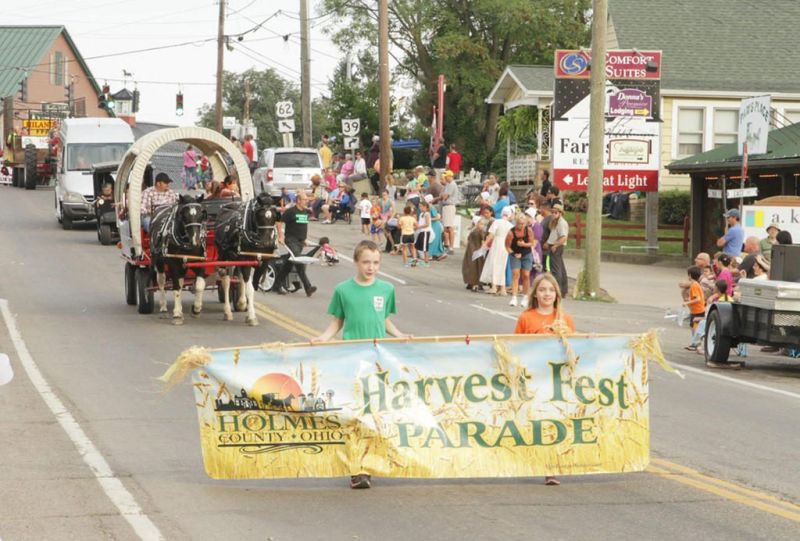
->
132, 89, 140, 113
175, 92, 184, 116
19, 78, 28, 102
64, 82, 74, 102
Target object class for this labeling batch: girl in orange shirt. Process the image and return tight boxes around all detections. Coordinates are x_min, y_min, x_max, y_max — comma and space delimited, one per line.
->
514, 272, 575, 485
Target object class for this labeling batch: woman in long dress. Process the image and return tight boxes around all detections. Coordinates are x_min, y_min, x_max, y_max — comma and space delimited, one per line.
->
429, 203, 446, 260
462, 206, 494, 290
480, 206, 515, 295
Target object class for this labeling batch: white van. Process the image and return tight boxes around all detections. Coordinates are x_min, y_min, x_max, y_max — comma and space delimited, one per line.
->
55, 118, 134, 229
252, 147, 323, 200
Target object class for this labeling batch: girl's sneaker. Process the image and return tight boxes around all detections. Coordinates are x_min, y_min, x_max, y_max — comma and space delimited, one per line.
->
509, 296, 518, 307
418, 260, 430, 267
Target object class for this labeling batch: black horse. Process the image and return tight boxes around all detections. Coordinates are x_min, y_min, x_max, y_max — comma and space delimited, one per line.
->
214, 193, 278, 325
149, 194, 208, 325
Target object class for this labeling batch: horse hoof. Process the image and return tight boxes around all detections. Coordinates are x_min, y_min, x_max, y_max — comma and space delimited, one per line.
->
246, 317, 259, 327
191, 308, 201, 318
159, 311, 169, 319
223, 313, 233, 321
172, 317, 184, 326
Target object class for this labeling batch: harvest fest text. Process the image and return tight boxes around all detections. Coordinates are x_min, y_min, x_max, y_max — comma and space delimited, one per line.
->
178, 335, 657, 479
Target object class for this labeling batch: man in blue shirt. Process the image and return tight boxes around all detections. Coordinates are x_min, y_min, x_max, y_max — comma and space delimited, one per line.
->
717, 208, 745, 256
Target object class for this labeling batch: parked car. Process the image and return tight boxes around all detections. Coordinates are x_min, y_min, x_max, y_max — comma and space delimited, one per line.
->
252, 147, 323, 201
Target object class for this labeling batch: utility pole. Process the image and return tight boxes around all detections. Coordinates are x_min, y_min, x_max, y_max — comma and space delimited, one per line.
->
378, 0, 391, 189
582, 0, 607, 297
215, 0, 225, 132
244, 78, 251, 122
300, 0, 311, 146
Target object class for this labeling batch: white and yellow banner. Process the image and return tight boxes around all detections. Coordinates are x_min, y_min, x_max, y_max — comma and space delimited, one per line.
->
164, 333, 671, 479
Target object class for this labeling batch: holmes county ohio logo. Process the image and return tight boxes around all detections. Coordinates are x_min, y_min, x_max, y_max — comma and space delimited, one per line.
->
559, 52, 589, 76
214, 371, 344, 455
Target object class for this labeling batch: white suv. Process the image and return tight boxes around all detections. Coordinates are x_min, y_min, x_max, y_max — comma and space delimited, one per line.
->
253, 147, 323, 201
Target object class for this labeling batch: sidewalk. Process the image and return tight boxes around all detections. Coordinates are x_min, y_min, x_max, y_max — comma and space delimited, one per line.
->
308, 219, 684, 310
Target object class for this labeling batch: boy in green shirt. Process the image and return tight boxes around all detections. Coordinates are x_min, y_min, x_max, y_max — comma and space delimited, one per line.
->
313, 240, 408, 489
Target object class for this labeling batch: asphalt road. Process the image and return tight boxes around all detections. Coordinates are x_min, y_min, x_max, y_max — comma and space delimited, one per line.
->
1, 187, 799, 541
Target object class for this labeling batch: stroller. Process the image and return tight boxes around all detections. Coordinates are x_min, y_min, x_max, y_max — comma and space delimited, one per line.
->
331, 188, 356, 224
318, 237, 339, 266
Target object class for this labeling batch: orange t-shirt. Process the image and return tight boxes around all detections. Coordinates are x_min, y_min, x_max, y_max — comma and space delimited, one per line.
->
514, 309, 575, 334
687, 281, 705, 315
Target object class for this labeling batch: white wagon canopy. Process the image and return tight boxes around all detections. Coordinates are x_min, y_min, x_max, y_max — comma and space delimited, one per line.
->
114, 126, 254, 257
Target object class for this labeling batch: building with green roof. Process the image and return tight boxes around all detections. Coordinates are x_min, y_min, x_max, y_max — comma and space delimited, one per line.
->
668, 122, 800, 255
0, 25, 109, 149
486, 0, 800, 191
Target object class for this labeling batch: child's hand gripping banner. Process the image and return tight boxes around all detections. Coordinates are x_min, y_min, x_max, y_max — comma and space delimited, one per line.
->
162, 332, 676, 479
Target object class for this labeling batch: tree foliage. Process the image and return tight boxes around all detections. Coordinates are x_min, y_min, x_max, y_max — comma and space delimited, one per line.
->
196, 68, 300, 148
322, 0, 591, 170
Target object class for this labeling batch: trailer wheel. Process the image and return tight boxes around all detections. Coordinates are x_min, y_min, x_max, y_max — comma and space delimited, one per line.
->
99, 224, 113, 245
124, 263, 137, 305
704, 309, 731, 365
136, 268, 154, 314
24, 145, 37, 190
12, 167, 22, 187
258, 261, 277, 292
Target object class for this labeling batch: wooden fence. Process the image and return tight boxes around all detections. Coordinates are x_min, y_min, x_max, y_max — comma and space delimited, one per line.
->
572, 214, 690, 256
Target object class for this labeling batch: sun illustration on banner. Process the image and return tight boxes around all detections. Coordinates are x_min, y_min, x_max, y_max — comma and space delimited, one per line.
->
251, 373, 303, 411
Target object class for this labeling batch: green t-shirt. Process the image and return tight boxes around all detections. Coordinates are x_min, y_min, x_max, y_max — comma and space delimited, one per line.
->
327, 278, 397, 340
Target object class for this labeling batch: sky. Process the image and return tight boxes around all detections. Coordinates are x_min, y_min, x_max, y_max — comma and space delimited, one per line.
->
7, 0, 343, 125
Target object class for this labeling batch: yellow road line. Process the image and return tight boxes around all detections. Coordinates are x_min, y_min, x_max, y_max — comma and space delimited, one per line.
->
256, 304, 800, 524
648, 460, 800, 523
255, 302, 321, 337
254, 306, 317, 340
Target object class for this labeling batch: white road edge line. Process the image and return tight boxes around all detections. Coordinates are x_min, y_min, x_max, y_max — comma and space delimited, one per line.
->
470, 303, 800, 401
306, 235, 407, 285
670, 361, 800, 400
0, 299, 163, 541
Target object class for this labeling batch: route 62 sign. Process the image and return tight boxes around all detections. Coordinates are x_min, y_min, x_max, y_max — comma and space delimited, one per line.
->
276, 101, 294, 118
341, 118, 360, 137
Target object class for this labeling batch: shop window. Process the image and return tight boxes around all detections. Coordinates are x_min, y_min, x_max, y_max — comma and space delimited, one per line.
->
713, 109, 738, 148
677, 108, 704, 158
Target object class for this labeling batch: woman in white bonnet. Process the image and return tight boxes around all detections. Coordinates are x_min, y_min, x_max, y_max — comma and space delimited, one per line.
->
479, 205, 515, 295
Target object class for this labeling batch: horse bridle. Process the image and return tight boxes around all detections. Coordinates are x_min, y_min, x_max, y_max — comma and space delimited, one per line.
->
167, 202, 206, 252
240, 198, 276, 248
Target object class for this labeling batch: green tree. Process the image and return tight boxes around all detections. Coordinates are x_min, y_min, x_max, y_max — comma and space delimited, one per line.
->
318, 51, 381, 150
196, 68, 300, 148
322, 0, 591, 169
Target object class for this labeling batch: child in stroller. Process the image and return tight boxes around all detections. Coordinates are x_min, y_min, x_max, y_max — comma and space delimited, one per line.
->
331, 187, 355, 224
318, 237, 339, 266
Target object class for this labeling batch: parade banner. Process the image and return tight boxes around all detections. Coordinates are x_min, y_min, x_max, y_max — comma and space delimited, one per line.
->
163, 333, 673, 479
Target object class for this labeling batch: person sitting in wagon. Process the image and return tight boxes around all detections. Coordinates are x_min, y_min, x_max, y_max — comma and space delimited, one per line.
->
96, 182, 116, 213
141, 172, 178, 232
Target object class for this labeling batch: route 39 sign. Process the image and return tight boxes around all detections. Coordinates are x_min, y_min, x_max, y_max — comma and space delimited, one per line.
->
341, 118, 360, 137
276, 101, 294, 118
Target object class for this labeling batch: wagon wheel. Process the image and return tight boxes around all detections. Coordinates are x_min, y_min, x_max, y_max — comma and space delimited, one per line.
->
99, 224, 113, 245
124, 263, 137, 305
136, 267, 155, 314
704, 309, 731, 365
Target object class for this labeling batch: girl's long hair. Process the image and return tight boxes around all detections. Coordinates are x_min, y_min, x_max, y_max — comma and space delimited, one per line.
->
527, 272, 563, 311
526, 272, 569, 333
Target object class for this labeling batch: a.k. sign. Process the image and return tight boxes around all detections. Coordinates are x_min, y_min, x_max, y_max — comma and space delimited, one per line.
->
743, 205, 800, 241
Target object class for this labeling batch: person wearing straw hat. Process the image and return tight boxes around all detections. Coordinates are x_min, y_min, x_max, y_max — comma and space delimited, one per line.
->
760, 222, 781, 261
312, 240, 409, 489
546, 203, 569, 297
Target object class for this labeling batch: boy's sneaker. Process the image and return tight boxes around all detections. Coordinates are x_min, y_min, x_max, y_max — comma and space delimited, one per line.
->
350, 474, 371, 489
418, 260, 430, 267
509, 296, 518, 307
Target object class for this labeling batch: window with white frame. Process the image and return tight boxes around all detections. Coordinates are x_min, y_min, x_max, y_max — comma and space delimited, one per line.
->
713, 109, 738, 148
677, 108, 704, 158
